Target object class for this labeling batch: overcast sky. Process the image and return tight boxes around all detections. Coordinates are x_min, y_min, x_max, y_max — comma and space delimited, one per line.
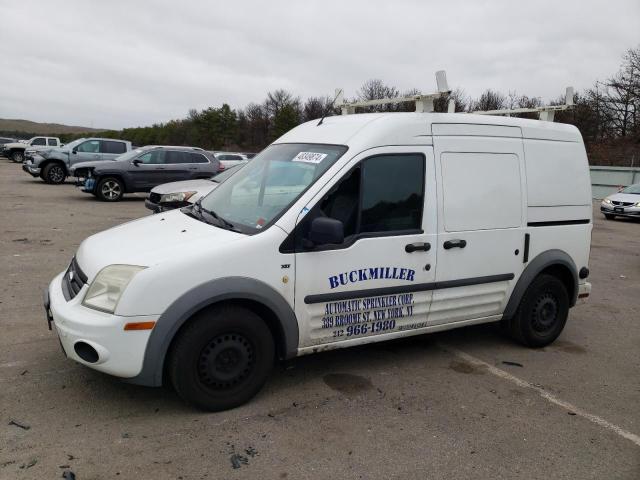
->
1, 0, 638, 130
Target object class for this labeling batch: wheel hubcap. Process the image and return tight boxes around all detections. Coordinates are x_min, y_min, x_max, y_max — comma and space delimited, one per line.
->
532, 293, 558, 333
50, 166, 64, 183
101, 181, 121, 199
198, 333, 254, 389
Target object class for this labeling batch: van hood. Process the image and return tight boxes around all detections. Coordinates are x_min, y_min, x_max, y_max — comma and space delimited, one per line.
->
76, 209, 244, 280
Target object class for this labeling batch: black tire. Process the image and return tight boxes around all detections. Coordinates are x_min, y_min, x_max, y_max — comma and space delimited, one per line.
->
604, 214, 615, 220
11, 151, 24, 163
168, 305, 275, 411
97, 177, 124, 201
42, 163, 67, 184
508, 274, 569, 348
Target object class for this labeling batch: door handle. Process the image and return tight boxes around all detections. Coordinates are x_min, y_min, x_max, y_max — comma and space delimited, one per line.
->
443, 239, 467, 250
405, 242, 431, 253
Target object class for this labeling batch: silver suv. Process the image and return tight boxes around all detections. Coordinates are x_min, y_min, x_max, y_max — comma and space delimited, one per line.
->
23, 137, 131, 184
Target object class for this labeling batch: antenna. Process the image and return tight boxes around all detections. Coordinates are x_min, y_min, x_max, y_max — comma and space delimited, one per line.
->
471, 86, 575, 122
336, 71, 451, 115
317, 88, 344, 126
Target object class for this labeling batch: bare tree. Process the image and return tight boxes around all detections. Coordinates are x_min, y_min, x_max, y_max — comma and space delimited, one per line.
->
357, 79, 400, 112
469, 89, 506, 112
434, 88, 468, 113
303, 96, 334, 122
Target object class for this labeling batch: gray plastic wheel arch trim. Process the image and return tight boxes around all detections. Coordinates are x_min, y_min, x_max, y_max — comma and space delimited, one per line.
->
126, 276, 299, 387
503, 249, 579, 320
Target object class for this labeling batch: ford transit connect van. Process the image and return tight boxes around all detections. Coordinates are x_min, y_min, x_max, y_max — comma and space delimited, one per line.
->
44, 112, 592, 411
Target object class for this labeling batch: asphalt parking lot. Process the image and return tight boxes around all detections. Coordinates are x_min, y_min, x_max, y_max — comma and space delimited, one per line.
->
0, 157, 638, 480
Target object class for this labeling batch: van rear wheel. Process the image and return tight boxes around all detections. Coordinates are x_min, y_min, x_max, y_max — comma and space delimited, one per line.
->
168, 306, 274, 411
508, 274, 569, 348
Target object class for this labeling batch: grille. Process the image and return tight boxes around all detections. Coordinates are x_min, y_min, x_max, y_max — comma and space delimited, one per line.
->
62, 257, 88, 301
612, 200, 634, 206
148, 192, 161, 204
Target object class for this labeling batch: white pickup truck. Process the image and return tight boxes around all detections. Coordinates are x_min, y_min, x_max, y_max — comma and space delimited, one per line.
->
2, 136, 62, 163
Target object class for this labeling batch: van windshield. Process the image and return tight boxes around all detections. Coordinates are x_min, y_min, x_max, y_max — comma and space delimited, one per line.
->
198, 143, 348, 233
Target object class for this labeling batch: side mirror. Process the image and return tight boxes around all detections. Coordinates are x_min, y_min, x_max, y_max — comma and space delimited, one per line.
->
132, 159, 143, 166
72, 147, 78, 154
308, 217, 344, 246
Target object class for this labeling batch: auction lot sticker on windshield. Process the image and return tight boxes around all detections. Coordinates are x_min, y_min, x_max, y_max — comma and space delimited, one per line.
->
292, 152, 328, 164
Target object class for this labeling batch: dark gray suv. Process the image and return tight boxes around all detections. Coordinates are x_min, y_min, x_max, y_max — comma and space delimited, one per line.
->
72, 146, 220, 201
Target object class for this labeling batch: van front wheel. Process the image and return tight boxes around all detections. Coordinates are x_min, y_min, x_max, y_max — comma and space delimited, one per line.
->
168, 306, 275, 411
508, 274, 569, 348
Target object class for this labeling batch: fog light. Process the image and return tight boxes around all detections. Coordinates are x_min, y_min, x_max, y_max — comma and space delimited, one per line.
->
74, 341, 99, 363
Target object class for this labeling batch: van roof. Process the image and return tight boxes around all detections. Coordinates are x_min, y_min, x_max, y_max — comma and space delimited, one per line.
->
275, 112, 582, 150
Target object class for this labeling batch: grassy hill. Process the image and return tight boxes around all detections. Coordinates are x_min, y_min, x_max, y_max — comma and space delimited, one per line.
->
0, 118, 102, 136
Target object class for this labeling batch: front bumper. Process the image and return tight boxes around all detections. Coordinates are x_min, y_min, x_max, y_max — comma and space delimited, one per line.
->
46, 272, 158, 378
22, 160, 41, 177
600, 204, 640, 218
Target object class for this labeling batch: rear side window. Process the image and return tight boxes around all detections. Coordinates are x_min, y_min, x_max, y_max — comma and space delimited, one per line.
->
47, 138, 57, 146
165, 151, 190, 164
101, 140, 127, 154
77, 140, 101, 153
31, 138, 46, 146
440, 152, 522, 231
189, 152, 209, 164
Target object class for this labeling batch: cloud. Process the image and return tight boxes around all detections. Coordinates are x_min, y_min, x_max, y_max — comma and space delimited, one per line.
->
0, 0, 638, 129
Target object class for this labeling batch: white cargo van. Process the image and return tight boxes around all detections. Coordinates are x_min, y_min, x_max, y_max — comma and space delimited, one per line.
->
45, 111, 592, 411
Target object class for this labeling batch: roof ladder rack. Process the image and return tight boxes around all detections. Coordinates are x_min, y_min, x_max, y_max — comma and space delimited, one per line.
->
336, 71, 451, 115
471, 87, 575, 122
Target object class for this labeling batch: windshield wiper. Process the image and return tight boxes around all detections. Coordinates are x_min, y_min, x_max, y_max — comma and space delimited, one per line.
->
195, 200, 241, 232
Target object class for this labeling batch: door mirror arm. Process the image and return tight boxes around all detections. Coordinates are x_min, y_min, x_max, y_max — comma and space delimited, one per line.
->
132, 159, 142, 166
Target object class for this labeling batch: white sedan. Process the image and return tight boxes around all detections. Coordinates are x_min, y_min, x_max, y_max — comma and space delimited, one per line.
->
145, 162, 246, 213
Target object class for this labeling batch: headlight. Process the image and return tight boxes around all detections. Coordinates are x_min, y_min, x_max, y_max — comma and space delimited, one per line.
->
635, 202, 640, 207
602, 198, 612, 205
82, 264, 145, 313
159, 191, 197, 203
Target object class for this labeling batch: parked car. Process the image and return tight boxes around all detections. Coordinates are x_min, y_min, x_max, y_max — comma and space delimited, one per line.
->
214, 151, 248, 171
22, 138, 131, 184
145, 162, 246, 212
44, 112, 592, 411
3, 136, 61, 163
74, 146, 220, 201
600, 183, 640, 219
0, 137, 16, 146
